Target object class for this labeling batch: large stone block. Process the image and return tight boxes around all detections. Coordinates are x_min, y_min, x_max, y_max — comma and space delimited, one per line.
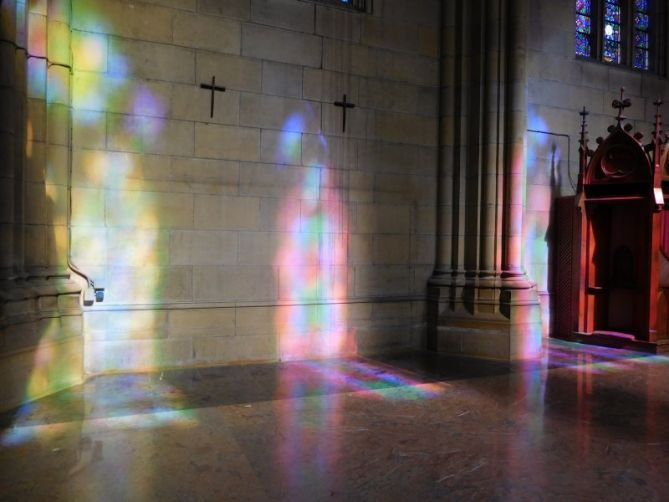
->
358, 78, 419, 114
85, 338, 193, 373
214, 334, 277, 363
169, 230, 238, 265
375, 50, 438, 86
107, 114, 194, 156
71, 187, 105, 225
354, 265, 411, 296
323, 39, 375, 77
72, 72, 172, 119
361, 16, 419, 53
357, 141, 419, 174
173, 11, 241, 54
71, 226, 107, 266
170, 157, 240, 195
108, 37, 195, 84
102, 266, 193, 303
47, 19, 70, 66
71, 30, 108, 72
262, 61, 302, 98
235, 305, 277, 337
198, 0, 250, 19
250, 0, 314, 33
353, 203, 411, 234
382, 0, 440, 27
106, 228, 171, 266
411, 235, 436, 265
72, 0, 173, 43
194, 194, 260, 230
374, 234, 410, 264
237, 231, 279, 265
258, 197, 300, 231
193, 265, 275, 301
194, 123, 260, 161
259, 130, 302, 165
348, 234, 374, 265
242, 23, 321, 67
24, 225, 47, 267
240, 162, 316, 198
169, 307, 236, 337
367, 111, 437, 146
240, 93, 321, 133
374, 172, 434, 204
302, 133, 357, 170
316, 5, 361, 42
72, 110, 106, 148
105, 190, 194, 228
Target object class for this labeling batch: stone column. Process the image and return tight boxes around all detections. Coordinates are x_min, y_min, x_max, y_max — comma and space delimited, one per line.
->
0, 0, 83, 412
45, 0, 72, 275
502, 0, 529, 280
0, 0, 19, 281
429, 0, 541, 360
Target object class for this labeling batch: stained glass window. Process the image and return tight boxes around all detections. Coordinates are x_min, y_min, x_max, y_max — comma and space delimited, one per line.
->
603, 0, 622, 64
576, 0, 593, 57
633, 0, 650, 69
576, 0, 659, 72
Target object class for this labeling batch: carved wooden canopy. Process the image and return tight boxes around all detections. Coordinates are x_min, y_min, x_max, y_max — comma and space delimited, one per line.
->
578, 88, 664, 201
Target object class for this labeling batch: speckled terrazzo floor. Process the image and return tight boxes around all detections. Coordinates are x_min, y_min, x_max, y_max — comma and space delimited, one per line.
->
2, 339, 669, 501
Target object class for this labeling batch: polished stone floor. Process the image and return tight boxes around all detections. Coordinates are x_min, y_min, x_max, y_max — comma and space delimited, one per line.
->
2, 339, 669, 501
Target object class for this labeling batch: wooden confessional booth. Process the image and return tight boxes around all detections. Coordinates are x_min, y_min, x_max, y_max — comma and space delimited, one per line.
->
554, 93, 669, 353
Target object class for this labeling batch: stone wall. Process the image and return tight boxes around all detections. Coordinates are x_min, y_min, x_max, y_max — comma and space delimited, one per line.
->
66, 0, 440, 373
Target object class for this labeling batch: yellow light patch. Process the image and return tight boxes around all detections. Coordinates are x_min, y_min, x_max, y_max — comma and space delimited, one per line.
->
72, 31, 108, 72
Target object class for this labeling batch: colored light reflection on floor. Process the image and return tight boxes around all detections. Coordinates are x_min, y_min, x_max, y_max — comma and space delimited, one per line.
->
1, 408, 198, 448
3, 374, 197, 447
274, 358, 444, 497
274, 119, 356, 360
546, 339, 669, 375
295, 359, 445, 400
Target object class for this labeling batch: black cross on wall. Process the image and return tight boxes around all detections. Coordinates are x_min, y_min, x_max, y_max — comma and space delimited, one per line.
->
334, 94, 356, 133
200, 76, 226, 118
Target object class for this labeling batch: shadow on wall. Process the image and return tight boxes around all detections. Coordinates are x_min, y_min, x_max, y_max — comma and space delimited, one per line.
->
525, 123, 576, 338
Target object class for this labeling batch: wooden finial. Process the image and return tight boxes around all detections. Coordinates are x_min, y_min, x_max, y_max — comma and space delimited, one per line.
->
612, 86, 631, 125
653, 98, 663, 141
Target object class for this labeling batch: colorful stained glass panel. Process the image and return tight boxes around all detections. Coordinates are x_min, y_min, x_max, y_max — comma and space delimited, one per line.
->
634, 48, 649, 69
576, 32, 591, 57
604, 24, 621, 41
576, 14, 591, 33
634, 31, 649, 48
635, 0, 649, 12
577, 0, 591, 14
604, 40, 621, 63
634, 13, 649, 30
605, 2, 621, 24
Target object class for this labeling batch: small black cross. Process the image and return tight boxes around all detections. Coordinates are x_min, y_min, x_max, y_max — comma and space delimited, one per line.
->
334, 94, 356, 133
579, 106, 589, 121
200, 76, 226, 118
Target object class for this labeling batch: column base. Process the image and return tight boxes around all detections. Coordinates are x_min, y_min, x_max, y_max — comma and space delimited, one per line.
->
427, 274, 543, 360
